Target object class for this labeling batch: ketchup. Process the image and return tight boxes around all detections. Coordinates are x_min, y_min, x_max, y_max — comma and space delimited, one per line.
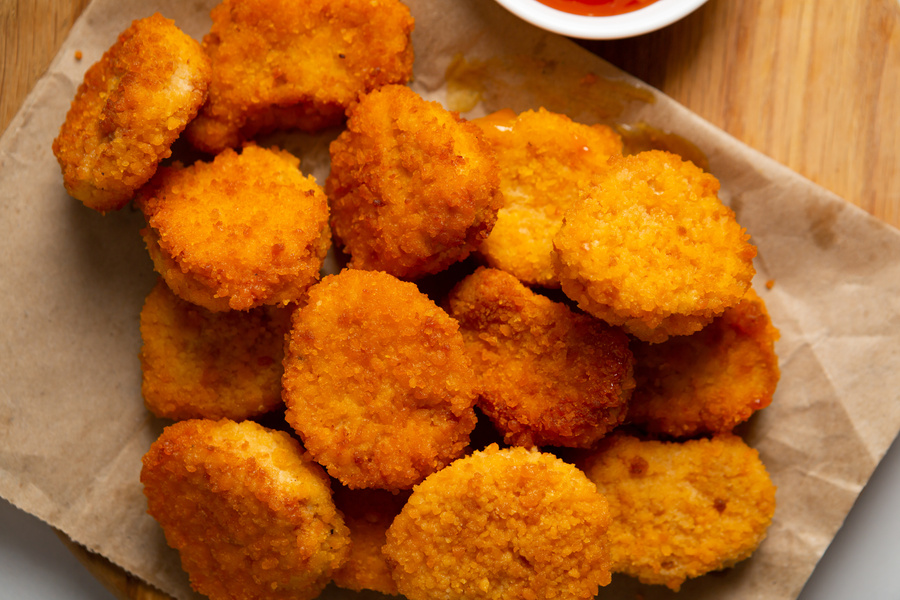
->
535, 0, 660, 17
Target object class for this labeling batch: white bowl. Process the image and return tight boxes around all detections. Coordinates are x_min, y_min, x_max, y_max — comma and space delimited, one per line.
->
492, 0, 709, 40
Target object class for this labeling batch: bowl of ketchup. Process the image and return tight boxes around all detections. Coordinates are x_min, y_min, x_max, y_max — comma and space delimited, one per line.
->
492, 0, 709, 39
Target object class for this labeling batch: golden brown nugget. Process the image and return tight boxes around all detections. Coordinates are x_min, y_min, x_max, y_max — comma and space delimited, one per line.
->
472, 108, 623, 288
578, 433, 776, 591
53, 13, 210, 212
629, 288, 781, 437
139, 279, 291, 421
141, 419, 350, 600
384, 444, 612, 600
137, 144, 330, 311
282, 269, 478, 490
327, 85, 502, 279
553, 150, 757, 343
446, 267, 635, 448
186, 0, 414, 153
332, 486, 410, 595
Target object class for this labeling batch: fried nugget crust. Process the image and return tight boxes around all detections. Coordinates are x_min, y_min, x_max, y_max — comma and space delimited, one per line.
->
185, 0, 414, 153
326, 85, 502, 279
384, 444, 612, 600
472, 108, 623, 288
332, 486, 410, 595
52, 13, 210, 213
282, 269, 478, 490
628, 288, 781, 437
446, 267, 635, 448
139, 279, 291, 421
578, 433, 776, 591
140, 419, 350, 600
137, 144, 330, 311
553, 150, 757, 343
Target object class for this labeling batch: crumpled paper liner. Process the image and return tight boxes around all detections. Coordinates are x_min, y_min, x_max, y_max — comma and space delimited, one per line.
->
1, 0, 899, 599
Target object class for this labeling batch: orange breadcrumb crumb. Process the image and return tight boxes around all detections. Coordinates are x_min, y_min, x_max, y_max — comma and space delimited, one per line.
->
446, 267, 634, 448
282, 269, 478, 490
384, 444, 612, 600
553, 150, 757, 343
578, 433, 776, 591
141, 419, 350, 600
53, 13, 210, 212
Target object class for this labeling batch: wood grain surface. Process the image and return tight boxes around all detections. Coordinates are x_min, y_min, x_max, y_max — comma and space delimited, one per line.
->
3, 1, 899, 599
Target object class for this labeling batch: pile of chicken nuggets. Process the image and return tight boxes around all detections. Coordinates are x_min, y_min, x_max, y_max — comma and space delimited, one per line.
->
54, 2, 781, 599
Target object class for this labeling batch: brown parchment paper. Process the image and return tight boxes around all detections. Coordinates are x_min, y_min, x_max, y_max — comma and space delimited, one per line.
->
1, 0, 899, 599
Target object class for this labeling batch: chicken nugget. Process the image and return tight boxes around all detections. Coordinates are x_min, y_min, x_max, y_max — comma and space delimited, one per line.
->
139, 279, 291, 421
628, 287, 781, 437
578, 433, 776, 591
185, 0, 414, 153
472, 108, 623, 288
332, 486, 410, 595
53, 13, 210, 213
137, 144, 330, 311
282, 269, 478, 490
553, 150, 757, 343
140, 418, 350, 600
326, 85, 502, 279
384, 444, 612, 600
446, 267, 634, 448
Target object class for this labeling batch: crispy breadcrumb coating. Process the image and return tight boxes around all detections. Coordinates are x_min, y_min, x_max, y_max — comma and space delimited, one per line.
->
52, 13, 210, 213
326, 85, 502, 279
446, 267, 634, 448
472, 108, 623, 288
139, 279, 291, 421
185, 0, 414, 153
578, 433, 776, 591
332, 486, 410, 595
282, 269, 478, 490
140, 419, 350, 600
137, 144, 330, 311
384, 444, 612, 600
629, 287, 781, 437
553, 150, 757, 343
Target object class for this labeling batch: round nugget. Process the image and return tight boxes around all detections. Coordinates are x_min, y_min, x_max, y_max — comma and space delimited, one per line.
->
282, 269, 478, 490
52, 13, 210, 212
553, 150, 757, 343
185, 0, 414, 153
326, 85, 502, 279
578, 433, 776, 591
384, 444, 612, 600
447, 267, 634, 448
473, 108, 623, 288
139, 279, 292, 421
140, 419, 350, 600
137, 144, 330, 311
629, 287, 781, 437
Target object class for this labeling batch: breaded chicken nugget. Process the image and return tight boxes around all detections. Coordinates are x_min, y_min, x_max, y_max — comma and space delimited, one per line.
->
139, 279, 291, 421
140, 419, 350, 600
553, 150, 757, 343
332, 486, 410, 595
472, 108, 623, 288
578, 433, 776, 591
629, 288, 781, 437
185, 0, 414, 153
53, 13, 210, 213
446, 267, 634, 448
282, 269, 478, 490
326, 85, 502, 279
137, 144, 330, 311
384, 444, 612, 600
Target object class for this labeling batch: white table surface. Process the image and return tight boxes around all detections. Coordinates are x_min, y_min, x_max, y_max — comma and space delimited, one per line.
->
2, 433, 900, 599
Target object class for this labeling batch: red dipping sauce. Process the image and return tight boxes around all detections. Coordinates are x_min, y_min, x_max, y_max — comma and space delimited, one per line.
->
535, 0, 660, 17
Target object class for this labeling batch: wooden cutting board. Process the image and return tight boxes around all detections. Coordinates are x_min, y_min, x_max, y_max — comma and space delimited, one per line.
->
4, 1, 899, 599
